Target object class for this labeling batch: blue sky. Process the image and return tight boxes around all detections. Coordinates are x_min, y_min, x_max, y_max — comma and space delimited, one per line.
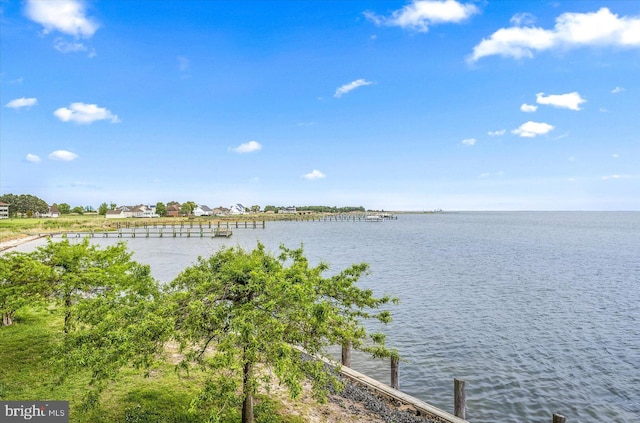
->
1, 0, 639, 211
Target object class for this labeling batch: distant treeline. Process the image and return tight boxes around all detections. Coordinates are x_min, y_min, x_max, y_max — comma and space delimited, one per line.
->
263, 205, 366, 213
296, 206, 366, 213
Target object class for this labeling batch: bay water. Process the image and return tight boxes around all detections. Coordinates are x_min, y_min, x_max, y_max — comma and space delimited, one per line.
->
14, 212, 640, 422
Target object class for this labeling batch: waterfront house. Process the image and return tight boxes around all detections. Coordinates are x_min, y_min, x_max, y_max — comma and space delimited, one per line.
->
229, 204, 247, 215
130, 204, 158, 218
166, 204, 181, 217
40, 205, 60, 218
0, 202, 9, 219
279, 206, 297, 214
213, 207, 230, 216
193, 205, 213, 217
105, 209, 126, 219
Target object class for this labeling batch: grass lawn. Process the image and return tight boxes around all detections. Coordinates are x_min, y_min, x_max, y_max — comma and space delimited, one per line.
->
0, 307, 304, 423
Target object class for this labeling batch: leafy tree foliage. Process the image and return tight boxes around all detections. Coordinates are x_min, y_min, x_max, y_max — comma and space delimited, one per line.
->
180, 201, 197, 215
296, 206, 365, 213
169, 243, 397, 423
32, 239, 172, 403
250, 205, 261, 213
156, 201, 167, 217
57, 203, 71, 215
0, 252, 51, 325
263, 205, 278, 213
0, 193, 49, 217
98, 202, 108, 216
71, 206, 84, 215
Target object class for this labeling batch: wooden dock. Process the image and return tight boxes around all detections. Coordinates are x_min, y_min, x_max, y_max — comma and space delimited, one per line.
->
53, 225, 234, 239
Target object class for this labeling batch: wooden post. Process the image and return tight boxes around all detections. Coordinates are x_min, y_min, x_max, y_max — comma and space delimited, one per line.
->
341, 342, 351, 367
454, 378, 466, 419
390, 356, 399, 389
553, 414, 566, 423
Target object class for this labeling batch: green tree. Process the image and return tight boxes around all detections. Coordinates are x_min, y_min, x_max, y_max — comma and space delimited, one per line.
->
156, 202, 167, 217
98, 202, 108, 216
263, 205, 278, 213
0, 252, 51, 325
250, 205, 261, 213
71, 206, 84, 215
169, 244, 397, 423
109, 202, 117, 210
33, 239, 171, 405
58, 203, 71, 214
0, 193, 49, 217
180, 201, 197, 215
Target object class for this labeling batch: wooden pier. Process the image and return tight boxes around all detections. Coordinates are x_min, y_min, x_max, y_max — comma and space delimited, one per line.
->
53, 222, 240, 239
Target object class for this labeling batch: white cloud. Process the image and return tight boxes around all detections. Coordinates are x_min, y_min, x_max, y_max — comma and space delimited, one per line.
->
53, 38, 87, 53
611, 86, 625, 93
25, 0, 98, 38
536, 92, 586, 110
479, 171, 505, 178
25, 153, 41, 163
488, 129, 506, 136
231, 140, 262, 154
520, 103, 538, 112
365, 0, 479, 32
469, 7, 640, 62
510, 13, 536, 27
612, 153, 619, 158
334, 79, 374, 98
49, 150, 78, 161
602, 174, 630, 180
5, 97, 38, 109
512, 121, 554, 138
177, 56, 190, 71
303, 169, 326, 180
461, 138, 476, 146
54, 102, 120, 124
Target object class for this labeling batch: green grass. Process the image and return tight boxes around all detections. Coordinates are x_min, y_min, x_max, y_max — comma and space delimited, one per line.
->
0, 307, 311, 423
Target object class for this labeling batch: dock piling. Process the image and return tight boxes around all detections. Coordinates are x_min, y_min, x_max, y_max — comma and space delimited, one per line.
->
341, 342, 352, 367
454, 378, 466, 419
391, 356, 399, 390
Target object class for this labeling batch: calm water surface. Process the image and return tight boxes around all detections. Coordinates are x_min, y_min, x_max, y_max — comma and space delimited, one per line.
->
15, 212, 640, 422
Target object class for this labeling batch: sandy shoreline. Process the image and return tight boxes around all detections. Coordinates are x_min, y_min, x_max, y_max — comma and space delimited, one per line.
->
0, 234, 45, 252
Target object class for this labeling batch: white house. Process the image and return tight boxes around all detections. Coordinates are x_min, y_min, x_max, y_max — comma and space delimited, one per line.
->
106, 205, 158, 219
229, 204, 247, 215
40, 205, 61, 218
0, 202, 9, 219
193, 205, 213, 217
279, 206, 297, 214
105, 209, 127, 219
